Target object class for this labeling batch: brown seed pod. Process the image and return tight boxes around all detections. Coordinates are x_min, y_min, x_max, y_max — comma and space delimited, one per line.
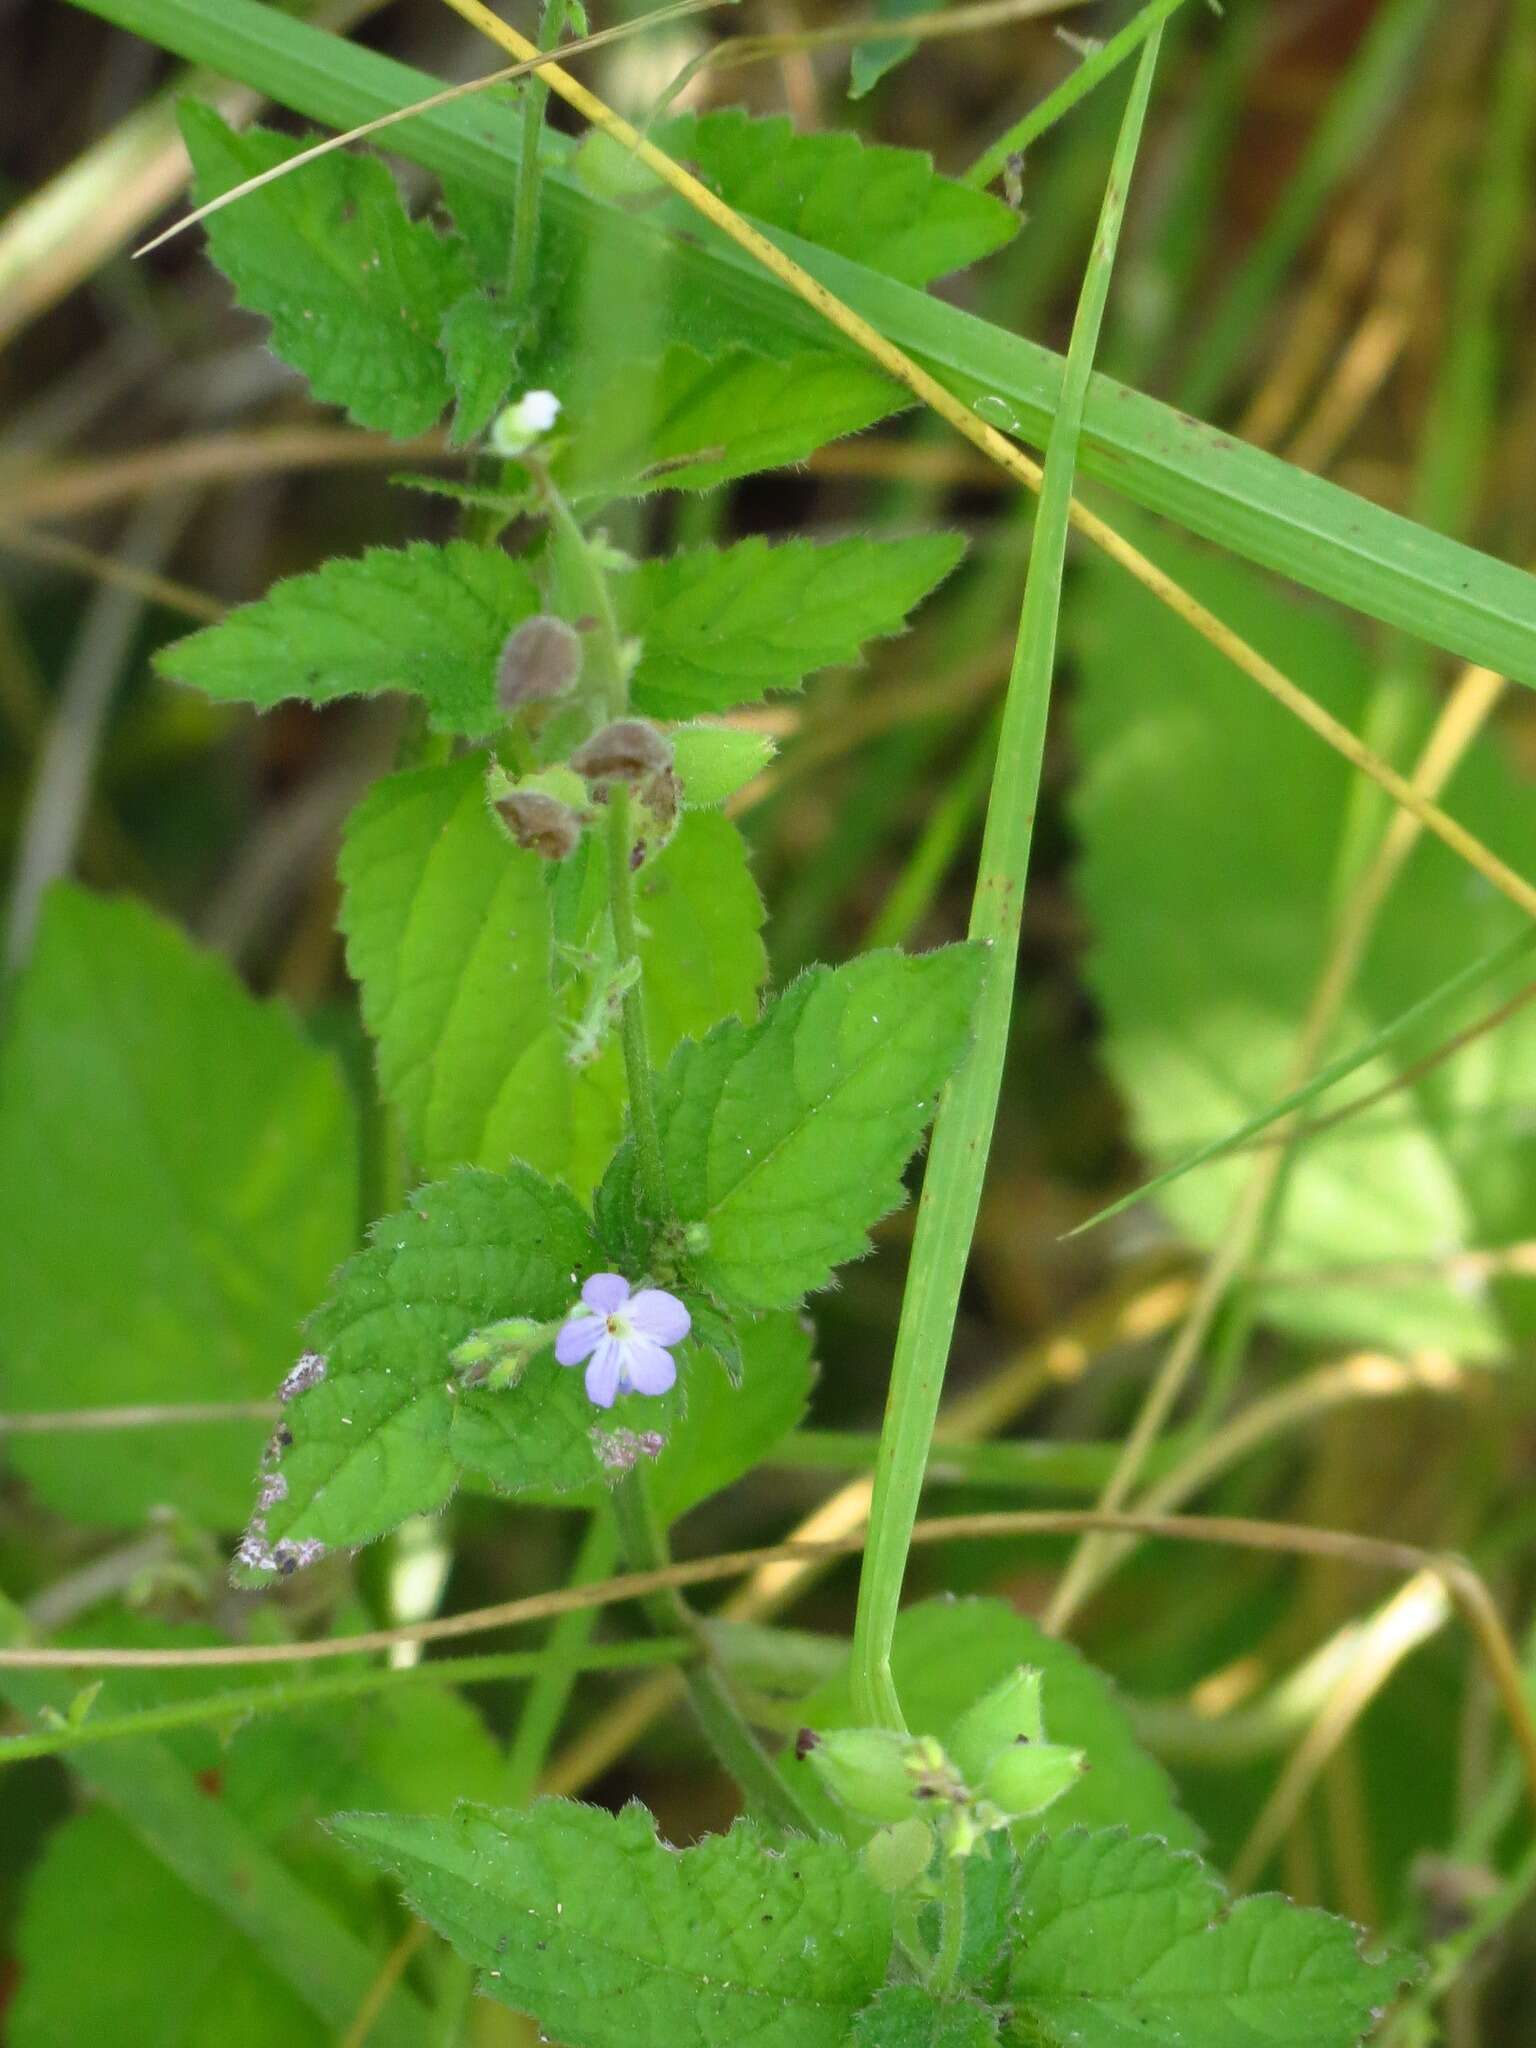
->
570, 717, 673, 784
496, 614, 583, 711
494, 788, 584, 860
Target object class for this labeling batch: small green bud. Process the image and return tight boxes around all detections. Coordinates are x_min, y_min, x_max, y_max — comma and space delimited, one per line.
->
948, 1666, 1046, 1783
670, 722, 776, 807
450, 1317, 547, 1389
860, 1818, 935, 1894
796, 1727, 965, 1824
978, 1738, 1086, 1821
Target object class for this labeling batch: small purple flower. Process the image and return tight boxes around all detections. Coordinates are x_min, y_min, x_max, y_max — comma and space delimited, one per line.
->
555, 1273, 690, 1409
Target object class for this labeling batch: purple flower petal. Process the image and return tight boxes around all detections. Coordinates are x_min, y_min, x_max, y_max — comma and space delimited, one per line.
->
585, 1336, 626, 1409
627, 1289, 690, 1348
582, 1272, 631, 1315
621, 1334, 678, 1397
555, 1312, 603, 1366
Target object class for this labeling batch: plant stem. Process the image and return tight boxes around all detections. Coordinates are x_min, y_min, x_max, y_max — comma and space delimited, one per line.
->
507, 0, 566, 305
606, 785, 669, 1224
538, 471, 628, 718
503, 1508, 617, 1801
849, 29, 1166, 1732
609, 1469, 815, 1835
931, 1851, 968, 1991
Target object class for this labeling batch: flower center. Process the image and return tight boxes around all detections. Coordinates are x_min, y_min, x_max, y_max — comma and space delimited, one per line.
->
604, 1313, 630, 1337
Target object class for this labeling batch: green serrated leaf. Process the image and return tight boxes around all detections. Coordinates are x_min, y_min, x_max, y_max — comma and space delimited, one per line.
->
854, 1985, 1001, 2048
243, 1167, 596, 1564
332, 1800, 893, 2048
1071, 531, 1536, 1358
440, 289, 522, 444
623, 532, 966, 719
789, 1597, 1198, 1849
653, 109, 1017, 283
1005, 1828, 1412, 2047
180, 103, 473, 437
559, 343, 903, 499
0, 887, 357, 1530
157, 541, 539, 735
339, 758, 764, 1192
623, 947, 984, 1310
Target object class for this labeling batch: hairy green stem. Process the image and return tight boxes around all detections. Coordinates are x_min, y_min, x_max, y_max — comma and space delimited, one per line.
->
931, 1852, 969, 1992
0, 1638, 689, 1771
610, 1470, 815, 1834
849, 31, 1165, 1730
607, 785, 669, 1225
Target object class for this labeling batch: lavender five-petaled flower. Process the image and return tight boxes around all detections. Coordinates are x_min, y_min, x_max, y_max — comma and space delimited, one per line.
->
555, 1273, 690, 1409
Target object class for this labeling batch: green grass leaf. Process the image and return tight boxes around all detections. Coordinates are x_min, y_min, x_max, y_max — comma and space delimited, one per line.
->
1005, 1828, 1411, 2047
652, 110, 1017, 284
179, 103, 474, 436
156, 541, 539, 736
0, 887, 357, 1530
243, 1166, 596, 1565
791, 1597, 1198, 1848
1071, 532, 1536, 1358
623, 532, 966, 719
853, 1986, 1000, 2048
332, 1799, 893, 2048
559, 343, 903, 499
618, 946, 984, 1310
339, 758, 764, 1192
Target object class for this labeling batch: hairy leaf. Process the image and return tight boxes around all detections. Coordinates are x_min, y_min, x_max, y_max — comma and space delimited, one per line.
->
653, 110, 1017, 284
0, 887, 356, 1530
615, 946, 984, 1309
339, 758, 764, 1191
180, 104, 473, 436
1071, 532, 1536, 1357
559, 343, 902, 498
1005, 1828, 1410, 2047
242, 1167, 595, 1566
157, 542, 538, 735
333, 1800, 892, 2048
623, 532, 966, 719
853, 1987, 1000, 2048
790, 1597, 1197, 1849
440, 288, 522, 444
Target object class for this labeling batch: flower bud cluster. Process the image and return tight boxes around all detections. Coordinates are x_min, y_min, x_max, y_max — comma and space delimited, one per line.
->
796, 1665, 1086, 1877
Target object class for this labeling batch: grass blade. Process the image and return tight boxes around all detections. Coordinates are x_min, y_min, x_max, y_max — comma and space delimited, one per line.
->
850, 29, 1166, 1729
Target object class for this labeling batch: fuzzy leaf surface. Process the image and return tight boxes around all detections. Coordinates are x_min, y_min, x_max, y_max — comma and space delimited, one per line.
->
158, 542, 538, 735
180, 104, 473, 436
853, 1987, 1001, 2048
560, 343, 902, 498
1005, 1828, 1410, 2047
0, 887, 356, 1530
629, 947, 984, 1309
623, 532, 965, 718
653, 110, 1017, 284
339, 758, 763, 1192
244, 1167, 595, 1564
333, 1800, 892, 2048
